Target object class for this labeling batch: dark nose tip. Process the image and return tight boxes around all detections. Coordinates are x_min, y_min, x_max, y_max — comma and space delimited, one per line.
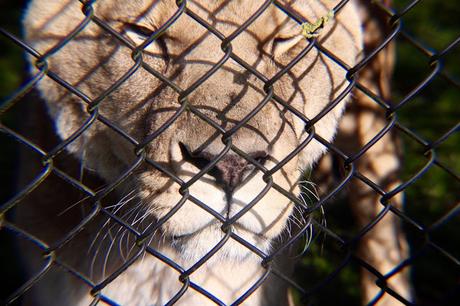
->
179, 143, 268, 193
214, 155, 249, 191
212, 152, 269, 192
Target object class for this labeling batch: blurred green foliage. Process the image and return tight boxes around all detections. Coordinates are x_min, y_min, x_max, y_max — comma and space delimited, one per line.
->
0, 1, 26, 101
0, 0, 458, 305
393, 1, 460, 305
296, 1, 459, 305
0, 1, 28, 302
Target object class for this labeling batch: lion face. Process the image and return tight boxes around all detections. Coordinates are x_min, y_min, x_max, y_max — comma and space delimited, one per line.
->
24, 0, 362, 263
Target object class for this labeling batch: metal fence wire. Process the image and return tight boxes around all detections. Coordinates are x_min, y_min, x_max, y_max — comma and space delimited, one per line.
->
0, 0, 459, 305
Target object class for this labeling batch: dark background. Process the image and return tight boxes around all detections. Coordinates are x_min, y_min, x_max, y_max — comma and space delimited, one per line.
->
1, 0, 458, 305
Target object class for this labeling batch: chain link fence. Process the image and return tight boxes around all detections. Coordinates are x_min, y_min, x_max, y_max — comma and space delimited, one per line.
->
1, 0, 459, 305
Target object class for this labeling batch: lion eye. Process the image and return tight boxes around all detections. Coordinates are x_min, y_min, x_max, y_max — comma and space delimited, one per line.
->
124, 23, 156, 47
124, 23, 169, 61
272, 35, 303, 57
126, 23, 154, 38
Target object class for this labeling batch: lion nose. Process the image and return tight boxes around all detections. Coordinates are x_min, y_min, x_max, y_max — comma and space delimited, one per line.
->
179, 143, 268, 193
214, 155, 250, 191
212, 152, 269, 193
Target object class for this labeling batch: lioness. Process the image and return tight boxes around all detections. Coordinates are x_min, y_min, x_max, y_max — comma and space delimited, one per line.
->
15, 0, 408, 305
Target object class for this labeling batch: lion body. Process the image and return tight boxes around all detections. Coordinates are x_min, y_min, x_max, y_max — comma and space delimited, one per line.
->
16, 0, 384, 305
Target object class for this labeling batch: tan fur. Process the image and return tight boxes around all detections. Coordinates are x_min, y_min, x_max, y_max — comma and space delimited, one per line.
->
339, 1, 412, 303
16, 0, 407, 305
315, 1, 412, 304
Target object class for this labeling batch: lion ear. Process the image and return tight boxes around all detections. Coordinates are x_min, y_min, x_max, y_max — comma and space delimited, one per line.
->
271, 33, 303, 58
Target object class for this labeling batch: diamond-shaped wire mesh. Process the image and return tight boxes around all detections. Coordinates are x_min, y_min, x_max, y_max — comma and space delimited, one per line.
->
0, 0, 459, 305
